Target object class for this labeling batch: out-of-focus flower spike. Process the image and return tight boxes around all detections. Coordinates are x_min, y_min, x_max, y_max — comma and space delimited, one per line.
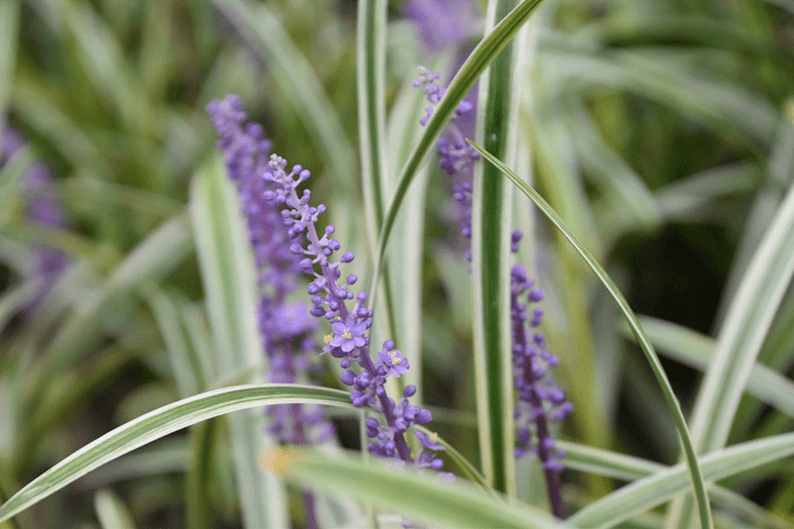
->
207, 95, 334, 448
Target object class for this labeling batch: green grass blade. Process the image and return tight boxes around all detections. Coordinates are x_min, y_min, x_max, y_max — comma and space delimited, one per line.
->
56, 0, 157, 139
470, 0, 525, 496
79, 439, 189, 489
653, 163, 759, 223
12, 76, 109, 174
270, 449, 570, 529
470, 141, 713, 528
0, 0, 19, 122
94, 489, 136, 529
668, 150, 794, 525
0, 384, 354, 524
210, 0, 356, 186
413, 426, 490, 494
369, 0, 546, 301
186, 420, 216, 529
629, 316, 794, 418
0, 280, 43, 334
559, 440, 791, 529
191, 155, 286, 529
146, 288, 210, 398
568, 432, 794, 529
0, 145, 32, 213
384, 68, 441, 403
356, 0, 401, 394
539, 46, 778, 149
713, 123, 794, 330
357, 0, 388, 243
525, 73, 610, 480
564, 99, 661, 242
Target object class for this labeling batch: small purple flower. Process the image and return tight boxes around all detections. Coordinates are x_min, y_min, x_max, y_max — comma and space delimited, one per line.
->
329, 319, 367, 353
415, 430, 445, 451
414, 67, 479, 259
378, 348, 410, 378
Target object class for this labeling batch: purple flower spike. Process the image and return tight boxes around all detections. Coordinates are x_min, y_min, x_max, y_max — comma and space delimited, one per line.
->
208, 95, 334, 452
260, 147, 448, 475
511, 265, 570, 519
1, 127, 70, 311
415, 61, 571, 517
414, 68, 478, 260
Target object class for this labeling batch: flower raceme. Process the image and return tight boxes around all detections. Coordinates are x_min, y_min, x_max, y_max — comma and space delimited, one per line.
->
415, 67, 571, 517
208, 95, 333, 447
261, 154, 449, 474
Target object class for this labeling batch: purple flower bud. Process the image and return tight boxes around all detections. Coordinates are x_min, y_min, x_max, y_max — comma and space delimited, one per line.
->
415, 408, 432, 425
341, 370, 356, 386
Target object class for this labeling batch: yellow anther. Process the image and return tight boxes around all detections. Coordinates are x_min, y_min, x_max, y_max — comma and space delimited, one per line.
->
324, 334, 332, 344
390, 351, 401, 364
342, 328, 352, 339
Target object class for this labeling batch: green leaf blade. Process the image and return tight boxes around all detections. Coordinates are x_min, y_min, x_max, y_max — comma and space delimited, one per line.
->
0, 384, 354, 524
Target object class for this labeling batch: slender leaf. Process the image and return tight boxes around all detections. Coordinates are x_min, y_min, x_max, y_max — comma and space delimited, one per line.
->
25, 213, 193, 414
654, 163, 760, 223
525, 68, 609, 476
94, 489, 136, 529
268, 448, 570, 529
413, 426, 490, 494
539, 46, 778, 148
356, 0, 401, 398
79, 439, 188, 489
669, 145, 794, 525
0, 384, 354, 523
630, 316, 794, 418
0, 280, 43, 334
56, 0, 157, 139
470, 141, 713, 528
146, 288, 210, 398
191, 156, 285, 529
569, 433, 794, 529
384, 55, 449, 403
0, 145, 32, 213
470, 0, 524, 496
0, 0, 19, 122
357, 0, 388, 244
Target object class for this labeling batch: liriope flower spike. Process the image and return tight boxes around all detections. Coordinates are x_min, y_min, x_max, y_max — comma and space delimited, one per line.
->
415, 70, 571, 518
0, 127, 70, 311
261, 153, 450, 477
510, 236, 571, 519
208, 95, 334, 448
